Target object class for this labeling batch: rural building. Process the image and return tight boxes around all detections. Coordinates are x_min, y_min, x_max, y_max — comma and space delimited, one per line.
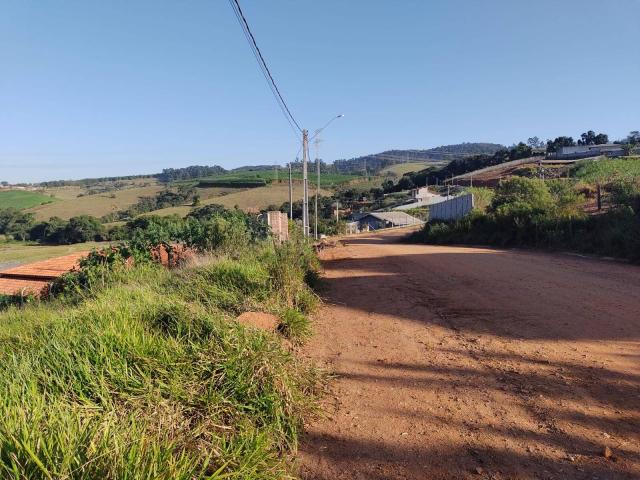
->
352, 211, 422, 232
551, 144, 625, 160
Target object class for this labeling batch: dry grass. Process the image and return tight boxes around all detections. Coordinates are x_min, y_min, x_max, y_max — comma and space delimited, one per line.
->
147, 184, 332, 216
380, 162, 430, 177
28, 184, 164, 220
211, 184, 330, 210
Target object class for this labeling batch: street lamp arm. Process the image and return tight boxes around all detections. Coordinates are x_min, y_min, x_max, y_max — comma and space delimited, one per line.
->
309, 114, 344, 141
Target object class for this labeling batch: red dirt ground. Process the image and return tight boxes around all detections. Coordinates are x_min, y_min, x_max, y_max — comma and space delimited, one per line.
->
298, 230, 640, 480
0, 252, 87, 296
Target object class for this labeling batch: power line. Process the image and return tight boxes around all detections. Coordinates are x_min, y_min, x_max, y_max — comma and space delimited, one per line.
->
228, 0, 302, 139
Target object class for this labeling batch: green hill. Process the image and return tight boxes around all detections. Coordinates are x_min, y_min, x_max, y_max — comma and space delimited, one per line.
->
333, 143, 505, 174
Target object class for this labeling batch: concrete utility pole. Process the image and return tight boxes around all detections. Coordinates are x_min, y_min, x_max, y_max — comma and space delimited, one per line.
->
302, 129, 310, 237
288, 162, 293, 219
314, 132, 323, 239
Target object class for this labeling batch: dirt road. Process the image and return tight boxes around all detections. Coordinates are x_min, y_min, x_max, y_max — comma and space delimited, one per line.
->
298, 231, 640, 480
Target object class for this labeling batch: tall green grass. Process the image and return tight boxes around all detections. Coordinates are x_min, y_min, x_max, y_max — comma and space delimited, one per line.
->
0, 241, 320, 479
571, 156, 640, 183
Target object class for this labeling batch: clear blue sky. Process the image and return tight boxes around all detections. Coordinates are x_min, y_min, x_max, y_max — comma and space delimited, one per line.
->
1, 0, 639, 183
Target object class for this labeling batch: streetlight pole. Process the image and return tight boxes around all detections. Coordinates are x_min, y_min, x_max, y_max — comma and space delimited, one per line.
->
302, 129, 309, 237
308, 114, 343, 239
288, 162, 293, 220
313, 132, 324, 239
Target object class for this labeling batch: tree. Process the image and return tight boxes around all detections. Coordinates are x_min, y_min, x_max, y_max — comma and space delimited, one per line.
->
0, 208, 34, 240
546, 137, 576, 153
509, 142, 533, 160
578, 130, 609, 146
627, 131, 640, 145
527, 137, 544, 148
622, 143, 634, 156
62, 216, 105, 244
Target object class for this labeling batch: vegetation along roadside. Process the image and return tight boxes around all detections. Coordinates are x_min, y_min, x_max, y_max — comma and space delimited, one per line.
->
414, 159, 640, 262
0, 210, 323, 479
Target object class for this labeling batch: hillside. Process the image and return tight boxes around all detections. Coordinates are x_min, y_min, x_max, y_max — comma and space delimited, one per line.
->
27, 184, 164, 220
333, 143, 505, 174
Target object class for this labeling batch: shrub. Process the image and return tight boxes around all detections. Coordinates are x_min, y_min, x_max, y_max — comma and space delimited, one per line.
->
279, 308, 312, 341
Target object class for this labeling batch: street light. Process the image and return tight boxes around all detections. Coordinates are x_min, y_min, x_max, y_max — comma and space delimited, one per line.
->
312, 114, 344, 239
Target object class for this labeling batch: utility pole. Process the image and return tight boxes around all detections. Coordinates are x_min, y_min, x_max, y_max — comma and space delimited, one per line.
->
302, 129, 310, 237
314, 133, 322, 239
288, 162, 293, 219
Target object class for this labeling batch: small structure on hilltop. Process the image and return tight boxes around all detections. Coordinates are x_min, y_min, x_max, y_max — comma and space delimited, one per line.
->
351, 211, 422, 232
549, 144, 625, 160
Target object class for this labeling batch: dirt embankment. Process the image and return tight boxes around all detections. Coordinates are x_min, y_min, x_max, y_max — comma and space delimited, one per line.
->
299, 231, 640, 479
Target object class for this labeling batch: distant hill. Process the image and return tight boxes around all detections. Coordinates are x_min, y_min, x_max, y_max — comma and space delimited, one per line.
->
333, 143, 505, 174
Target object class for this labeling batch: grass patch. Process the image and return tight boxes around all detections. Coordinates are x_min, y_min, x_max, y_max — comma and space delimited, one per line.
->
0, 190, 56, 209
0, 241, 106, 266
571, 156, 640, 184
0, 240, 321, 478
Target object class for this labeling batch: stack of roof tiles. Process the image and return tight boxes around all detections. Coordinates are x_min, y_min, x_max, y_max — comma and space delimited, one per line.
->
0, 252, 88, 297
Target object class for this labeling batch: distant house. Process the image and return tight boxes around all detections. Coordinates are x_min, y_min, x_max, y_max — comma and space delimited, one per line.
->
550, 144, 625, 160
353, 211, 422, 232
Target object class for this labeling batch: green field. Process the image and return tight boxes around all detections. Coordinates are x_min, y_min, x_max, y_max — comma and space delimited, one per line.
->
571, 156, 640, 183
193, 170, 359, 188
0, 241, 106, 266
0, 190, 56, 209
380, 162, 431, 177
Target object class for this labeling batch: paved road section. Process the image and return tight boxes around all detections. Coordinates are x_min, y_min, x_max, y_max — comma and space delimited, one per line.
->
299, 231, 640, 480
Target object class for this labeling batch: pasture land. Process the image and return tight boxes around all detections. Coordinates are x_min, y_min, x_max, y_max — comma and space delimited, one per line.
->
148, 184, 331, 216
191, 170, 359, 189
27, 184, 164, 220
380, 162, 431, 177
0, 190, 57, 210
0, 241, 105, 268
